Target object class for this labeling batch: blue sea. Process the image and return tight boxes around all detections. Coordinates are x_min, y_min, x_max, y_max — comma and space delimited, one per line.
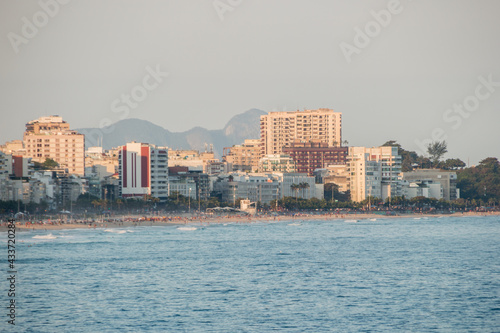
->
2, 216, 500, 332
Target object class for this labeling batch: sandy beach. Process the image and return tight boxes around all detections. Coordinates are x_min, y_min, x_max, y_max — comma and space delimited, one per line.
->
2, 211, 498, 232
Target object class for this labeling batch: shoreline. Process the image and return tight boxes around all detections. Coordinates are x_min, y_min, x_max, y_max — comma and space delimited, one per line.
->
2, 211, 498, 232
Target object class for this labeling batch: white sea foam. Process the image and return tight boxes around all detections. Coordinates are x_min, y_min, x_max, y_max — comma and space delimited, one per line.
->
288, 223, 301, 226
33, 233, 57, 240
104, 229, 127, 234
344, 219, 358, 223
177, 227, 197, 231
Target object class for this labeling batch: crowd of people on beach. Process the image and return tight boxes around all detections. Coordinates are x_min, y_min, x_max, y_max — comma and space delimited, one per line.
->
1, 208, 498, 230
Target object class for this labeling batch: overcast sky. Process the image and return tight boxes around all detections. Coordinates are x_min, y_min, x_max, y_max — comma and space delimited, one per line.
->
1, 0, 499, 164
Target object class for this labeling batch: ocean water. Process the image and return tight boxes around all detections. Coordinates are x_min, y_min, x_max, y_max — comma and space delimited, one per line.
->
2, 216, 500, 332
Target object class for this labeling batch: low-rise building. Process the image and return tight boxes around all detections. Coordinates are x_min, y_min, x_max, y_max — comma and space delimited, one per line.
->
213, 173, 280, 204
168, 166, 210, 200
85, 146, 119, 180
168, 149, 217, 173
0, 140, 24, 156
275, 172, 324, 200
314, 165, 349, 192
400, 169, 459, 200
212, 172, 322, 204
258, 154, 296, 173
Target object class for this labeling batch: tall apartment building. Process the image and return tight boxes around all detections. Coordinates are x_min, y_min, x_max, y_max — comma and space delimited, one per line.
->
348, 146, 402, 202
282, 140, 348, 176
260, 108, 342, 156
119, 142, 169, 200
23, 116, 85, 176
223, 139, 261, 172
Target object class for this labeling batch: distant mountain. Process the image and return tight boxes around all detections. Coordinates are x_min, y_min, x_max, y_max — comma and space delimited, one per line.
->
76, 109, 266, 157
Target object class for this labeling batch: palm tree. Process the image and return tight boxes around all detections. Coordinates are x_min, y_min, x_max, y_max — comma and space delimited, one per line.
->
115, 199, 123, 211
290, 184, 300, 202
299, 182, 310, 199
91, 200, 101, 211
151, 197, 160, 209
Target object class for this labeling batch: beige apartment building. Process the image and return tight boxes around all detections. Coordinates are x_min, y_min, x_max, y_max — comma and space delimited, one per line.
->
0, 140, 25, 156
260, 108, 342, 156
223, 139, 261, 172
23, 116, 85, 176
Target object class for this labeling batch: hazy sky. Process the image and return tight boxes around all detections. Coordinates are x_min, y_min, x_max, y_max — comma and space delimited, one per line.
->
1, 0, 499, 164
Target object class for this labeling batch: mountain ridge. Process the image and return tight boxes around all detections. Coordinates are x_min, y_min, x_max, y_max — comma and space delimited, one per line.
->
76, 109, 266, 157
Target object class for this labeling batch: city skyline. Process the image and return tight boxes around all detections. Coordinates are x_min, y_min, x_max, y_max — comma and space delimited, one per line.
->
1, 1, 499, 165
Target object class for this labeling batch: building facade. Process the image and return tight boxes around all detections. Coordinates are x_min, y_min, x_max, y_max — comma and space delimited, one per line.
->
168, 166, 210, 201
223, 139, 261, 172
400, 169, 459, 201
213, 173, 281, 205
23, 116, 85, 176
85, 146, 119, 180
119, 142, 169, 200
213, 172, 322, 204
348, 146, 402, 202
282, 140, 347, 176
258, 154, 296, 173
314, 165, 349, 192
260, 108, 342, 156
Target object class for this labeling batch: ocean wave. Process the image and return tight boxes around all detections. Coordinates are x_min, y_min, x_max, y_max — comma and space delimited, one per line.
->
104, 229, 127, 234
177, 227, 197, 231
33, 233, 57, 240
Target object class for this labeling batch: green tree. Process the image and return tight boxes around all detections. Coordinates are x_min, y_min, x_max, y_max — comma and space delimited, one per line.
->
427, 141, 448, 166
438, 158, 466, 170
382, 140, 420, 172
43, 158, 59, 169
457, 157, 500, 202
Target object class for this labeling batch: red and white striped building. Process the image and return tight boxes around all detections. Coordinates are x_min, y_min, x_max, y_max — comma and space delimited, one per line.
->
119, 142, 169, 200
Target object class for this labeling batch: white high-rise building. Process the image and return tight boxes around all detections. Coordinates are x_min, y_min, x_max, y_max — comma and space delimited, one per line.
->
348, 146, 402, 202
119, 142, 169, 200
